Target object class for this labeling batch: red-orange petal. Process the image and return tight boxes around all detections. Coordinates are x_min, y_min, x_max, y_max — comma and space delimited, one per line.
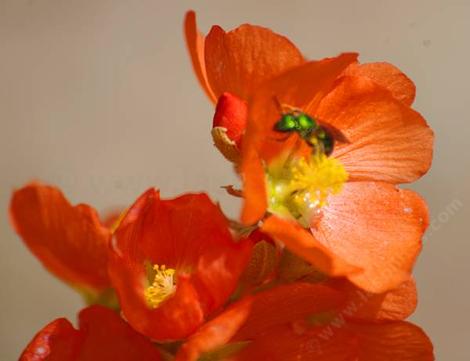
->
312, 182, 429, 293
176, 297, 253, 361
184, 11, 216, 102
240, 148, 267, 225
233, 284, 431, 360
328, 278, 418, 321
234, 321, 433, 361
176, 283, 347, 361
316, 75, 434, 184
77, 306, 162, 360
20, 318, 81, 361
261, 216, 360, 277
204, 23, 305, 101
109, 188, 252, 341
345, 62, 416, 105
231, 283, 431, 360
177, 282, 433, 361
349, 322, 434, 361
20, 306, 162, 361
233, 283, 346, 342
9, 182, 111, 292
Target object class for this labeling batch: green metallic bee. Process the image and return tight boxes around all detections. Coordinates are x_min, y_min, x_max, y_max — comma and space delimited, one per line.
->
274, 107, 347, 156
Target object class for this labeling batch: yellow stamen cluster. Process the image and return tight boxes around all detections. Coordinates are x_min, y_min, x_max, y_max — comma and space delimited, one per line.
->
268, 153, 348, 227
144, 264, 176, 309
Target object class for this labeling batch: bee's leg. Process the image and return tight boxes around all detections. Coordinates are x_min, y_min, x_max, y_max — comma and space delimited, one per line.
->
281, 137, 305, 165
272, 96, 303, 115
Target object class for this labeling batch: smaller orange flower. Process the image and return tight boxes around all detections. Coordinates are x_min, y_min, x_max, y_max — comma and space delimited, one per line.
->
108, 188, 253, 341
20, 305, 161, 361
9, 182, 113, 298
176, 282, 433, 361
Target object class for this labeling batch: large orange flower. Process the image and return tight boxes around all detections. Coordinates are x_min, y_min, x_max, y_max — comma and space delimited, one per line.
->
108, 188, 253, 341
176, 282, 433, 361
20, 305, 161, 361
9, 182, 113, 298
240, 56, 433, 293
185, 13, 433, 293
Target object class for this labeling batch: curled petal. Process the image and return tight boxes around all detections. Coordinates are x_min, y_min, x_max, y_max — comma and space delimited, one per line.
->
212, 127, 241, 163
184, 11, 216, 102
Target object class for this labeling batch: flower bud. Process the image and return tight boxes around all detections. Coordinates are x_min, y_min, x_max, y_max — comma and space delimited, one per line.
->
212, 92, 248, 162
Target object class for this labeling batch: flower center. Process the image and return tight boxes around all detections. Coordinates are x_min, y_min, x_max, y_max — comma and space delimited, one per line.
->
144, 264, 176, 309
267, 153, 348, 227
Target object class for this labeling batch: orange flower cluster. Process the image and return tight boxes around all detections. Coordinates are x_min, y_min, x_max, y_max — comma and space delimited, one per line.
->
12, 10, 434, 361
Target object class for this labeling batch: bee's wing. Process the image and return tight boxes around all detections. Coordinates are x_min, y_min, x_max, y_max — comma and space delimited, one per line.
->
320, 123, 351, 144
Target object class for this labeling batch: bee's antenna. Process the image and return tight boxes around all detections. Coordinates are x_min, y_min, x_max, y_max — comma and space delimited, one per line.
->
272, 96, 302, 115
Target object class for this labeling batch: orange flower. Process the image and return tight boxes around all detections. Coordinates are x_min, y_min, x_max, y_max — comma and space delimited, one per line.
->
108, 188, 253, 341
19, 305, 161, 361
176, 282, 433, 361
240, 56, 433, 293
185, 13, 433, 293
9, 182, 113, 298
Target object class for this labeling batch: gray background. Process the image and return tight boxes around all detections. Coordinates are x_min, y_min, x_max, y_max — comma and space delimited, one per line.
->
1, 0, 469, 359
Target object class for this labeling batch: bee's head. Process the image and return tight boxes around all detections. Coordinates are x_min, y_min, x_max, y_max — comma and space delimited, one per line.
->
274, 112, 317, 133
274, 113, 298, 132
